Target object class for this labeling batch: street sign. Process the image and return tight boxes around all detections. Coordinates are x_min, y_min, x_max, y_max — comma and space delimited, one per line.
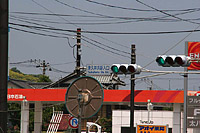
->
136, 124, 168, 133
187, 119, 200, 128
188, 107, 200, 117
187, 96, 200, 106
69, 117, 78, 129
86, 64, 110, 75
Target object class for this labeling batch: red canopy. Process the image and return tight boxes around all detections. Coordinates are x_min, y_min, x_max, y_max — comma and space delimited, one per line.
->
8, 89, 185, 103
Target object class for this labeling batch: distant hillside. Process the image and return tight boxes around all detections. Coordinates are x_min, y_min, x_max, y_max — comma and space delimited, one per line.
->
9, 67, 51, 82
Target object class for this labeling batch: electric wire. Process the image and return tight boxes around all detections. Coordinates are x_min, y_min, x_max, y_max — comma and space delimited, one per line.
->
82, 38, 131, 59
136, 0, 200, 25
85, 0, 200, 12
11, 17, 132, 60
82, 43, 128, 62
31, 0, 79, 28
9, 22, 200, 35
50, 0, 135, 51
10, 11, 200, 25
82, 35, 130, 55
8, 21, 142, 61
10, 26, 67, 38
135, 0, 200, 68
31, 0, 200, 67
54, 0, 200, 23
10, 11, 200, 23
12, 0, 200, 74
10, 22, 131, 61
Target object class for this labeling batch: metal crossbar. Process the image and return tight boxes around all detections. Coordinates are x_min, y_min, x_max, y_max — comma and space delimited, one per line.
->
47, 108, 63, 133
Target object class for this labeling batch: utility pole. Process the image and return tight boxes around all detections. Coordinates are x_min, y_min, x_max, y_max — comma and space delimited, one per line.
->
0, 0, 8, 132
36, 60, 51, 75
76, 28, 81, 77
76, 28, 82, 133
130, 44, 136, 133
183, 42, 188, 133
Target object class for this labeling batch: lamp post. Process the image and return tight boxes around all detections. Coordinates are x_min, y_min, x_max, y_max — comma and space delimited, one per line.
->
147, 99, 153, 124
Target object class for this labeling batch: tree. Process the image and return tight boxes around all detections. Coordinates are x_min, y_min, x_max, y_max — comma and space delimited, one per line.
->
97, 117, 112, 132
11, 67, 22, 73
9, 67, 51, 82
8, 67, 52, 132
38, 75, 51, 82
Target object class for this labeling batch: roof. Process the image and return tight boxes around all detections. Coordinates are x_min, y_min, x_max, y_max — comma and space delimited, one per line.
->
8, 89, 186, 104
8, 78, 51, 89
92, 75, 125, 85
43, 71, 125, 89
42, 72, 78, 89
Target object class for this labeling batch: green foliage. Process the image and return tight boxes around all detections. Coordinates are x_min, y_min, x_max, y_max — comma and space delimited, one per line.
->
8, 103, 21, 133
38, 75, 51, 82
9, 67, 51, 82
163, 106, 173, 111
8, 67, 52, 132
11, 67, 22, 74
97, 117, 112, 132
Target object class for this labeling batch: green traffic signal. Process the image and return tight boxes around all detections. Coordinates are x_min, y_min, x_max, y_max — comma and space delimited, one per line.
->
111, 64, 141, 74
156, 57, 165, 66
111, 66, 119, 73
156, 55, 191, 67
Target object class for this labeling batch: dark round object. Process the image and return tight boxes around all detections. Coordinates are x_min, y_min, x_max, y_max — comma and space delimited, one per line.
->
65, 76, 104, 119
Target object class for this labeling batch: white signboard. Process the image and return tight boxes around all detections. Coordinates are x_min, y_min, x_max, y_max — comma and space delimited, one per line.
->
86, 64, 110, 75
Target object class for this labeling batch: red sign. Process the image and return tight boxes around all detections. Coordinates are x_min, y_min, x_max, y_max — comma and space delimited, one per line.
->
188, 42, 200, 70
68, 117, 78, 129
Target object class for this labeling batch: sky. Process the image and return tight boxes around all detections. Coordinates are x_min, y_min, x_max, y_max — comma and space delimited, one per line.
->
9, 0, 200, 90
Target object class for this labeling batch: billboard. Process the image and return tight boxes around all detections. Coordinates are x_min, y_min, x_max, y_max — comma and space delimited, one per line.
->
136, 124, 168, 133
187, 42, 200, 70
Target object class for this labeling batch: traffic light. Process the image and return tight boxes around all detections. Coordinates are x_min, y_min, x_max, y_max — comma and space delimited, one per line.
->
156, 55, 191, 67
111, 64, 142, 74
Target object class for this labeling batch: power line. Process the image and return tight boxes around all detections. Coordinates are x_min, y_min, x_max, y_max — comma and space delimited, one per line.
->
31, 0, 200, 63
10, 27, 67, 38
9, 22, 200, 35
50, 61, 75, 66
82, 38, 131, 59
85, 0, 200, 12
10, 11, 200, 22
54, 0, 200, 23
10, 11, 200, 26
136, 0, 200, 25
135, 0, 200, 69
82, 43, 127, 62
82, 35, 130, 55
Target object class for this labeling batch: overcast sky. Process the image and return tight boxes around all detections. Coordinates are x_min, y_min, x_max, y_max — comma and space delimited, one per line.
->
9, 0, 200, 90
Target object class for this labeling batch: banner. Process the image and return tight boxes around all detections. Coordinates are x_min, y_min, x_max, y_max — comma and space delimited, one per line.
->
136, 124, 168, 133
187, 42, 200, 70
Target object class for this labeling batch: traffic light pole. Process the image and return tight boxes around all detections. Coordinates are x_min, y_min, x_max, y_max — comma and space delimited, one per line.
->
130, 44, 136, 133
0, 0, 8, 132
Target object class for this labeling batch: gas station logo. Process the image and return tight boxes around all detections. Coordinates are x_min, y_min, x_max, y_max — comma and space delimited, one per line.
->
188, 42, 200, 70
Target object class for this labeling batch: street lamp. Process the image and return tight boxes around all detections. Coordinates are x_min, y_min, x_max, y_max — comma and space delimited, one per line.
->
147, 99, 153, 124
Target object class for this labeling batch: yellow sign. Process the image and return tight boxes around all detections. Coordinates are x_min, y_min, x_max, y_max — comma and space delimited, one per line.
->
137, 125, 168, 133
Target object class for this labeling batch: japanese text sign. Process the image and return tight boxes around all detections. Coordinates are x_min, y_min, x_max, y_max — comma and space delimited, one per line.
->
86, 64, 110, 75
187, 96, 200, 106
136, 124, 168, 133
188, 119, 200, 128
